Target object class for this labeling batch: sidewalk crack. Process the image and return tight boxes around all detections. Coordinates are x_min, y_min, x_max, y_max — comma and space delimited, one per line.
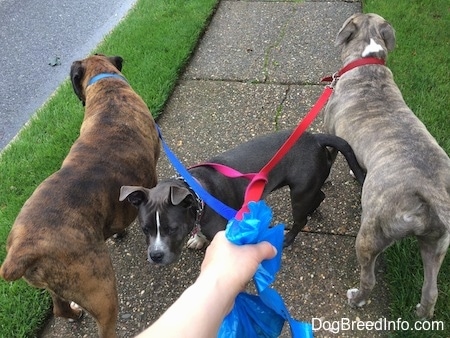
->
262, 15, 291, 82
274, 86, 290, 130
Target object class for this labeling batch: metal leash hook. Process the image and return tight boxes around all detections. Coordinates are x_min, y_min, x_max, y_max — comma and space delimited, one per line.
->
329, 72, 340, 89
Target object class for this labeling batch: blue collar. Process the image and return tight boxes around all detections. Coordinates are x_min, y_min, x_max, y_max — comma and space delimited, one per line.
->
87, 73, 128, 87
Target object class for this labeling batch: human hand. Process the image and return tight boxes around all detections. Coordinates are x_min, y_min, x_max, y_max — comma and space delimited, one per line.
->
198, 231, 277, 300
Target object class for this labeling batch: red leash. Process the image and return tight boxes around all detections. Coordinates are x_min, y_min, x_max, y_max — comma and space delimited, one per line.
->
189, 85, 332, 219
236, 57, 385, 219
235, 86, 333, 219
191, 57, 385, 220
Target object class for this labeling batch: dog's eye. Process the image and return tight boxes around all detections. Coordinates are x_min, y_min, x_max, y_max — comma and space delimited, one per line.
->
142, 227, 150, 235
167, 227, 177, 235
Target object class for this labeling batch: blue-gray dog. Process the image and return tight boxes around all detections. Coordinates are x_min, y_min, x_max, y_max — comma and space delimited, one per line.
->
323, 13, 450, 319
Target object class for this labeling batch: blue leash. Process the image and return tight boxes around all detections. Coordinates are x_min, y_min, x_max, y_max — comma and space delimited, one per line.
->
156, 124, 237, 220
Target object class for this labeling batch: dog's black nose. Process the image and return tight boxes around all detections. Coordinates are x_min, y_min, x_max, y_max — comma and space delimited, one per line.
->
150, 251, 164, 263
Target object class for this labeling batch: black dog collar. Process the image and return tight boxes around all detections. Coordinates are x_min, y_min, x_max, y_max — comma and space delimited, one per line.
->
173, 176, 205, 229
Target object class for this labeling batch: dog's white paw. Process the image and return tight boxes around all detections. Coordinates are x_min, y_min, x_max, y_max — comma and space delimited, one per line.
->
416, 303, 425, 319
415, 303, 433, 319
186, 234, 209, 250
68, 302, 83, 321
346, 288, 358, 299
349, 170, 355, 179
347, 288, 366, 307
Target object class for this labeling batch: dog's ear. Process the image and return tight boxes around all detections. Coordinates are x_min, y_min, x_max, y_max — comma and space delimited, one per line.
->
380, 22, 396, 51
70, 60, 86, 106
335, 14, 359, 47
119, 186, 150, 208
170, 186, 195, 207
108, 56, 123, 71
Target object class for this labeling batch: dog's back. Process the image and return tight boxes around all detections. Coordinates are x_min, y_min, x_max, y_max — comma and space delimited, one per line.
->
327, 13, 450, 233
0, 161, 133, 282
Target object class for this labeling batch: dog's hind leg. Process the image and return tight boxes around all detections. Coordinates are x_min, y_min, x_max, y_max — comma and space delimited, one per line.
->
284, 188, 325, 247
416, 233, 450, 319
50, 291, 83, 320
68, 246, 119, 338
348, 220, 393, 308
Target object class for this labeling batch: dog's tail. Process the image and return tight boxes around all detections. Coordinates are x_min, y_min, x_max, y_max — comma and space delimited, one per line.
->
437, 201, 450, 233
421, 186, 450, 234
315, 134, 366, 185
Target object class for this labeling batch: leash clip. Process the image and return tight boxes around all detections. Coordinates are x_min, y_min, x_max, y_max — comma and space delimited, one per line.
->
327, 72, 339, 89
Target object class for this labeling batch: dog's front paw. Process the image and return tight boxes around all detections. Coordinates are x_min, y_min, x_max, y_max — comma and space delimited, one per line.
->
415, 303, 434, 320
347, 288, 367, 308
283, 233, 296, 248
186, 234, 209, 250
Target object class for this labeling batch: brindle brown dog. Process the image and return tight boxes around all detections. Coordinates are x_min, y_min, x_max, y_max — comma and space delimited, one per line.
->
0, 54, 160, 337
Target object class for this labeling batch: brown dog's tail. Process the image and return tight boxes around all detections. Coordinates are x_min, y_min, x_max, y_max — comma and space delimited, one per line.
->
315, 134, 366, 185
0, 247, 36, 281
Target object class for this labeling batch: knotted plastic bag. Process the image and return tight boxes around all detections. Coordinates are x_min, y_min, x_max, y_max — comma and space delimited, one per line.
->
218, 201, 313, 338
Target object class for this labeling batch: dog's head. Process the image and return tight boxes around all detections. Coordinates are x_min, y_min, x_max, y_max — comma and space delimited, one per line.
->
119, 180, 199, 265
336, 13, 396, 64
70, 54, 124, 105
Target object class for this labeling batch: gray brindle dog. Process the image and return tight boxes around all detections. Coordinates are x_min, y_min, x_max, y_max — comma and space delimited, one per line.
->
323, 13, 450, 319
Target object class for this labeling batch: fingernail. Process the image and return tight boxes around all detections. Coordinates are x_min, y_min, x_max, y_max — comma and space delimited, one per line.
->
272, 245, 278, 256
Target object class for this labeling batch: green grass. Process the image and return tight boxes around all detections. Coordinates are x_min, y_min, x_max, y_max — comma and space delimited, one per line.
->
0, 0, 218, 336
363, 0, 450, 337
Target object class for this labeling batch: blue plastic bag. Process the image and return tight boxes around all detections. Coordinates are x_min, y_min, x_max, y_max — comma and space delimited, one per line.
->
219, 201, 313, 338
218, 293, 285, 338
225, 200, 284, 291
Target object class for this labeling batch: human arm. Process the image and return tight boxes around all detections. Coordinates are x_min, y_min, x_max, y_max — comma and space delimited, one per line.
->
136, 230, 277, 338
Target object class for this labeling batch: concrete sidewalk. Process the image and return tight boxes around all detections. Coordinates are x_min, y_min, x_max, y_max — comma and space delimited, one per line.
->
41, 1, 390, 337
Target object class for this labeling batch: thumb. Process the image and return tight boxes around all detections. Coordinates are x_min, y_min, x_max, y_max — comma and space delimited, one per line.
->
255, 241, 277, 261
